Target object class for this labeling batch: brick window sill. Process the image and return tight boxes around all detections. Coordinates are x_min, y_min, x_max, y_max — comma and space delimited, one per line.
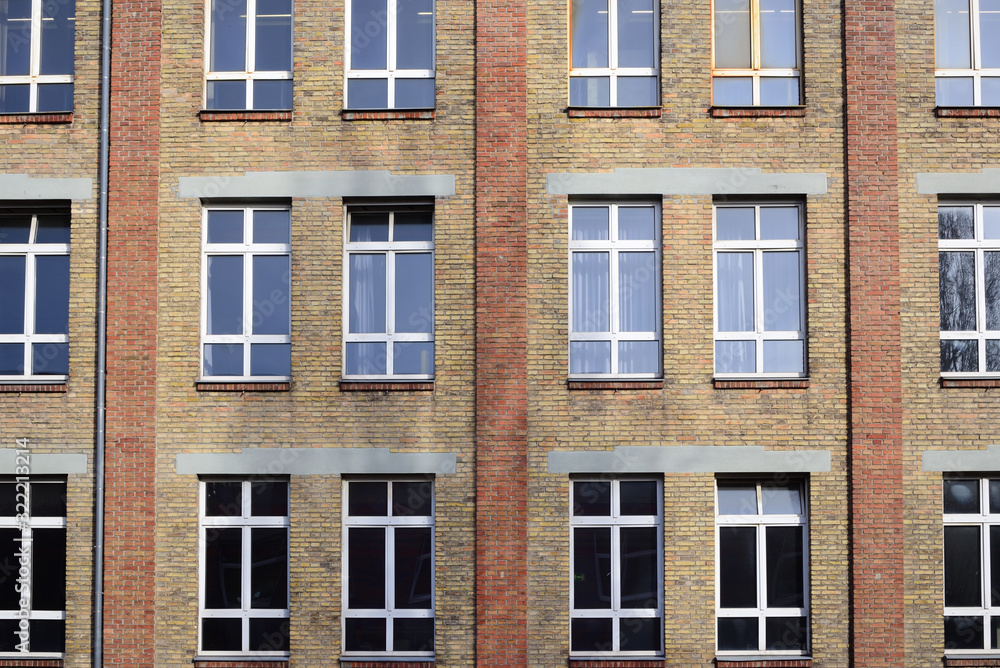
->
944, 658, 1000, 667
339, 661, 434, 667
0, 112, 72, 124
941, 377, 1000, 388
0, 659, 65, 667
199, 110, 292, 122
341, 109, 435, 121
195, 381, 291, 392
569, 660, 665, 667
568, 379, 664, 390
711, 106, 806, 118
0, 383, 67, 393
339, 380, 434, 392
936, 107, 1000, 118
567, 107, 662, 118
715, 659, 812, 668
192, 660, 288, 668
714, 378, 810, 389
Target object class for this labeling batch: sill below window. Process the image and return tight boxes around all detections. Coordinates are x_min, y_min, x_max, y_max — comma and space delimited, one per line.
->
339, 380, 434, 392
0, 382, 68, 393
341, 109, 435, 121
936, 106, 1000, 118
0, 659, 65, 668
0, 112, 72, 124
710, 106, 806, 118
192, 659, 288, 668
199, 110, 292, 122
943, 658, 1000, 668
568, 379, 664, 390
569, 659, 665, 668
566, 107, 662, 118
714, 378, 810, 390
940, 377, 1000, 388
196, 381, 291, 392
715, 659, 812, 668
339, 661, 434, 667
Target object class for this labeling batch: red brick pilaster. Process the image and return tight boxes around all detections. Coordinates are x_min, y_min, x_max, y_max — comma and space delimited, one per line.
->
845, 0, 903, 665
474, 0, 528, 664
103, 0, 161, 664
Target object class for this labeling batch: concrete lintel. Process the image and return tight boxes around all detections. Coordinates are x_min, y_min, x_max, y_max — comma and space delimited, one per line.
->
547, 445, 831, 474
176, 448, 457, 476
0, 174, 93, 201
178, 170, 456, 199
916, 169, 1000, 195
922, 445, 1000, 471
0, 451, 88, 474
546, 168, 828, 196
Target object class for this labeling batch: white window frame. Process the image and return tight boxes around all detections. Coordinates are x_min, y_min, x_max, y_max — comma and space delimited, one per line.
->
935, 0, 1000, 106
568, 0, 660, 107
711, 0, 802, 106
0, 212, 69, 382
200, 205, 291, 382
198, 478, 290, 657
0, 0, 74, 113
713, 202, 806, 378
343, 205, 434, 380
203, 0, 293, 110
568, 201, 662, 379
715, 478, 809, 656
341, 478, 435, 659
569, 477, 663, 657
939, 202, 1000, 377
344, 0, 436, 109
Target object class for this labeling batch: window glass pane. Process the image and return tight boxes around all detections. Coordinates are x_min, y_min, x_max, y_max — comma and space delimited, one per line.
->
990, 340, 1000, 372
982, 77, 1000, 106
618, 207, 656, 240
31, 480, 66, 517
394, 526, 433, 609
942, 339, 979, 373
349, 254, 387, 333
761, 483, 802, 514
0, 255, 25, 334
573, 527, 612, 608
572, 0, 609, 68
210, 0, 247, 71
717, 207, 755, 241
0, 343, 23, 374
716, 340, 755, 374
940, 251, 977, 331
204, 343, 243, 376
351, 0, 388, 70
250, 527, 287, 609
571, 617, 613, 652
945, 525, 982, 607
35, 254, 70, 334
393, 341, 433, 375
718, 617, 758, 651
30, 341, 67, 375
986, 252, 1000, 330
393, 617, 434, 652
572, 252, 610, 332
35, 214, 70, 244
393, 211, 433, 241
36, 83, 73, 112
619, 252, 656, 333
620, 526, 658, 604
253, 79, 292, 109
620, 480, 657, 515
207, 255, 244, 335
348, 527, 386, 609
349, 481, 388, 516
251, 480, 288, 516
759, 0, 797, 68
573, 480, 611, 516
249, 618, 290, 652
0, 529, 18, 609
982, 0, 1000, 67
346, 341, 386, 375
719, 526, 757, 607
351, 213, 390, 242
992, 525, 1000, 606
763, 340, 804, 374
990, 479, 1000, 514
762, 252, 800, 332
570, 341, 612, 374
206, 481, 242, 516
347, 78, 389, 108
618, 340, 658, 374
766, 525, 804, 607
0, 483, 15, 516
0, 0, 31, 76
207, 210, 244, 244
993, 617, 1000, 650
617, 76, 658, 106
570, 76, 611, 106
396, 0, 434, 69
252, 255, 290, 335
620, 616, 660, 652
765, 616, 807, 651
717, 252, 754, 332
618, 0, 656, 68
0, 84, 29, 112
936, 77, 974, 106
31, 528, 66, 611
936, 0, 972, 68
0, 215, 30, 243
392, 480, 433, 516
255, 0, 292, 71
345, 617, 386, 652
206, 80, 247, 110
760, 76, 799, 106
250, 210, 290, 244
204, 527, 243, 609
985, 207, 1000, 240
940, 206, 975, 239
250, 343, 290, 376
945, 616, 984, 650
39, 0, 74, 75
202, 617, 242, 651
718, 483, 757, 515
760, 207, 799, 240
714, 0, 751, 68
395, 253, 433, 333
572, 207, 610, 240
395, 77, 435, 108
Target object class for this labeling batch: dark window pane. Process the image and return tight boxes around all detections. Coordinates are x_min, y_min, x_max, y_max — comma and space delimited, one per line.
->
252, 209, 290, 244
945, 479, 981, 514
0, 620, 16, 651
573, 527, 611, 609
206, 481, 242, 517
765, 526, 804, 608
393, 617, 433, 652
993, 616, 1000, 650
765, 616, 807, 651
206, 80, 247, 110
250, 480, 288, 516
573, 480, 610, 516
0, 343, 24, 374
36, 83, 73, 112
392, 480, 433, 517
0, 255, 26, 334
202, 617, 242, 651
252, 79, 292, 110
394, 253, 433, 334
351, 212, 391, 241
620, 527, 658, 606
349, 481, 388, 516
204, 528, 242, 609
35, 215, 70, 244
345, 617, 386, 652
204, 343, 244, 376
207, 255, 244, 335
0, 483, 14, 516
719, 526, 757, 608
990, 480, 1000, 514
942, 339, 979, 373
351, 0, 388, 69
0, 84, 30, 113
571, 617, 613, 652
940, 206, 975, 240
29, 619, 64, 653
986, 253, 1000, 330
249, 617, 290, 652
0, 529, 20, 610
945, 525, 982, 607
0, 215, 30, 243
945, 616, 984, 651
620, 481, 658, 515
250, 527, 287, 609
255, 0, 292, 71
39, 0, 74, 75
393, 211, 433, 241
987, 340, 1000, 373
32, 528, 66, 611
348, 527, 386, 609
0, 0, 31, 76
250, 343, 290, 376
31, 341, 68, 376
210, 0, 247, 71
207, 210, 244, 244
718, 617, 758, 651
395, 78, 434, 108
940, 251, 978, 331
620, 617, 660, 652
396, 0, 434, 69
394, 527, 432, 609
30, 481, 66, 517
347, 78, 388, 108
34, 254, 70, 334
992, 526, 1000, 607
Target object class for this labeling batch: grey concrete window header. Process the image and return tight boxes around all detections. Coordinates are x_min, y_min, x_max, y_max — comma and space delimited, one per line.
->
178, 170, 457, 199
176, 448, 457, 476
0, 175, 93, 201
545, 168, 828, 196
916, 169, 1000, 195
0, 450, 87, 475
922, 446, 1000, 471
547, 445, 831, 474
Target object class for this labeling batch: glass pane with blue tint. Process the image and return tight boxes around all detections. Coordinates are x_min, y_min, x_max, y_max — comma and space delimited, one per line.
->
351, 0, 388, 69
985, 252, 1000, 330
718, 617, 758, 651
991, 479, 1000, 514
618, 206, 655, 240
0, 215, 30, 243
983, 77, 1000, 106
202, 618, 242, 651
250, 480, 288, 516
618, 0, 656, 67
570, 341, 611, 374
763, 340, 803, 373
208, 210, 244, 244
350, 480, 388, 516
573, 527, 612, 608
573, 480, 611, 516
0, 256, 25, 334
762, 252, 800, 331
719, 526, 757, 607
572, 0, 609, 68
984, 207, 1000, 239
351, 212, 390, 242
255, 0, 292, 71
207, 80, 247, 110
718, 483, 757, 515
250, 527, 287, 609
346, 341, 386, 375
394, 527, 433, 609
34, 254, 69, 334
716, 340, 755, 374
573, 252, 609, 332
982, 0, 1000, 68
211, 0, 247, 71
0, 84, 29, 112
988, 339, 1000, 372
35, 214, 70, 244
253, 79, 292, 110
394, 341, 433, 375
940, 206, 975, 239
206, 481, 242, 516
204, 527, 243, 608
207, 255, 244, 335
252, 255, 290, 335
250, 343, 290, 376
716, 207, 755, 241
619, 252, 656, 333
348, 78, 388, 108
620, 480, 657, 515
570, 77, 610, 107
941, 339, 979, 372
395, 78, 434, 108
940, 251, 976, 331
618, 340, 658, 374
765, 616, 806, 651
713, 77, 752, 106
393, 618, 433, 652
0, 343, 23, 374
395, 253, 432, 333
348, 527, 386, 608
39, 0, 74, 75
945, 616, 984, 650
761, 207, 799, 240
204, 343, 244, 376
392, 480, 433, 516
349, 254, 386, 333
249, 618, 289, 652
571, 617, 613, 652
620, 526, 658, 604
936, 0, 972, 68
572, 207, 610, 241
760, 77, 799, 106
945, 525, 982, 606
761, 482, 802, 514
345, 617, 386, 652
714, 0, 751, 68
759, 0, 796, 68
252, 209, 290, 244
37, 83, 73, 112
621, 617, 660, 652
396, 0, 434, 69
32, 341, 67, 375
0, 0, 31, 76
936, 77, 974, 106
617, 76, 658, 106
394, 211, 433, 241
766, 526, 804, 607
717, 253, 754, 332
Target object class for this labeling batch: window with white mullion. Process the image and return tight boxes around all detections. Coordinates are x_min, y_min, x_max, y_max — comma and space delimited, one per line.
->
0, 0, 75, 113
935, 0, 1000, 106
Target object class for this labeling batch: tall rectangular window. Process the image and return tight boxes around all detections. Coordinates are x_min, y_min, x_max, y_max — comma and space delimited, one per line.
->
939, 203, 1000, 375
0, 0, 74, 113
570, 477, 663, 656
346, 0, 435, 110
343, 479, 435, 658
935, 0, 1000, 106
714, 203, 805, 377
205, 0, 293, 110
569, 202, 661, 378
0, 210, 70, 380
712, 0, 801, 106
0, 479, 66, 656
569, 0, 659, 107
201, 206, 291, 380
716, 479, 808, 655
344, 205, 434, 378
200, 479, 290, 655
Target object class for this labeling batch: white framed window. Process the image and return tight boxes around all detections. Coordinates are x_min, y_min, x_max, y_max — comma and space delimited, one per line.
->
346, 0, 435, 109
342, 478, 435, 658
712, 0, 801, 106
570, 477, 662, 656
205, 0, 293, 110
0, 479, 66, 656
715, 478, 808, 655
0, 210, 70, 380
0, 0, 74, 113
939, 203, 1000, 375
569, 0, 659, 107
199, 479, 290, 655
713, 202, 805, 377
569, 202, 661, 378
935, 0, 1000, 106
201, 206, 291, 381
344, 205, 434, 378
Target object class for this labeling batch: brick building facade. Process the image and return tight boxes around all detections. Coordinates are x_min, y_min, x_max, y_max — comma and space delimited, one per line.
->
0, 0, 998, 666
